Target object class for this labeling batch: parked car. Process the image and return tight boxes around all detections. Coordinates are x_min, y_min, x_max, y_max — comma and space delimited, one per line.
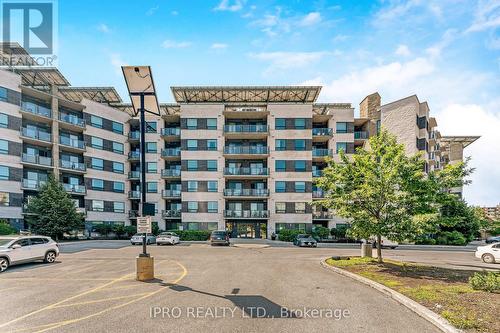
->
156, 232, 180, 246
0, 236, 59, 273
130, 233, 156, 245
485, 236, 500, 244
210, 230, 230, 246
294, 234, 318, 247
475, 243, 500, 263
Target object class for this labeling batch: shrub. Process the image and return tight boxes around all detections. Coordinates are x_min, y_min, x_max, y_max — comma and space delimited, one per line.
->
93, 224, 114, 237
0, 220, 16, 235
435, 231, 467, 245
312, 226, 330, 240
124, 225, 137, 237
166, 230, 211, 241
469, 271, 500, 293
331, 225, 349, 239
277, 229, 303, 242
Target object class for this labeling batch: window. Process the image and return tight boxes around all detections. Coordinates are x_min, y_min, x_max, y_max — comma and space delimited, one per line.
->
146, 142, 157, 153
113, 202, 125, 213
294, 160, 306, 172
207, 201, 218, 213
275, 181, 286, 193
146, 162, 157, 173
275, 202, 286, 213
207, 160, 217, 171
0, 113, 7, 128
92, 200, 104, 212
187, 201, 198, 212
90, 115, 103, 128
295, 181, 306, 193
91, 158, 103, 170
0, 166, 8, 180
112, 121, 123, 134
187, 160, 198, 171
113, 162, 124, 174
275, 139, 286, 151
147, 182, 158, 193
91, 179, 104, 190
187, 181, 198, 192
295, 202, 306, 213
0, 139, 8, 154
294, 139, 306, 151
207, 139, 217, 151
207, 118, 217, 130
207, 181, 218, 192
0, 87, 6, 102
336, 122, 347, 133
336, 142, 347, 154
187, 222, 199, 230
275, 118, 286, 130
376, 120, 381, 134
113, 181, 124, 193
187, 118, 198, 129
91, 137, 103, 149
31, 238, 47, 245
207, 222, 218, 231
112, 142, 124, 154
187, 140, 198, 151
275, 160, 286, 172
146, 121, 157, 133
294, 118, 306, 129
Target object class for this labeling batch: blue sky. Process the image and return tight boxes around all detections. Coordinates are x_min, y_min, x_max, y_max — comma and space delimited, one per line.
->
54, 0, 500, 205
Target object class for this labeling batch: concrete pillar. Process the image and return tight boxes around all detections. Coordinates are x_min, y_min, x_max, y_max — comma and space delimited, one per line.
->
136, 256, 155, 281
361, 243, 372, 258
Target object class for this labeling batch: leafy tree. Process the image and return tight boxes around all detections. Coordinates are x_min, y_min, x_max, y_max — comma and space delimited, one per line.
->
93, 224, 113, 238
25, 174, 84, 240
312, 226, 330, 240
331, 225, 349, 239
0, 219, 16, 235
315, 129, 469, 263
112, 224, 126, 239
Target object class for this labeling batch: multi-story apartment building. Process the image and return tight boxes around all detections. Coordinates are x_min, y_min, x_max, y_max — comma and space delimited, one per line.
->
0, 46, 478, 238
482, 205, 500, 221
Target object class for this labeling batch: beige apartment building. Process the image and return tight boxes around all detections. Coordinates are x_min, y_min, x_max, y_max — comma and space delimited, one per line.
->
0, 46, 478, 238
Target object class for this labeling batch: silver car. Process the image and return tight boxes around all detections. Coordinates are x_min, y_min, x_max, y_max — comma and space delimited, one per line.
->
130, 233, 156, 245
0, 236, 60, 273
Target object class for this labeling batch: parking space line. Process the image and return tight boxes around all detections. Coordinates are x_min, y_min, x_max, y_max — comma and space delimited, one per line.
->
51, 292, 151, 309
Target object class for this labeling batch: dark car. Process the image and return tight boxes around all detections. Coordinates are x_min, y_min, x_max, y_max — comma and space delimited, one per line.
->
293, 234, 317, 247
485, 236, 500, 244
210, 230, 230, 246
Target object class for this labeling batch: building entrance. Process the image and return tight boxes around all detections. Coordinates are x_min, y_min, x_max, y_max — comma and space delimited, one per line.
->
226, 221, 267, 239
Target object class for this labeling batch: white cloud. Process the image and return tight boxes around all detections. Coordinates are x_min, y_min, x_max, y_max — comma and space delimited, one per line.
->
466, 0, 500, 32
161, 40, 192, 49
425, 29, 457, 58
298, 12, 322, 27
211, 43, 228, 50
332, 34, 349, 43
395, 44, 411, 56
146, 5, 159, 16
249, 51, 329, 71
109, 53, 127, 75
250, 8, 325, 37
97, 23, 111, 33
373, 0, 446, 25
171, 11, 179, 16
214, 0, 245, 12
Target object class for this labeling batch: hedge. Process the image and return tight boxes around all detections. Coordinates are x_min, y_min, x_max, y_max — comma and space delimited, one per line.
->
166, 230, 211, 241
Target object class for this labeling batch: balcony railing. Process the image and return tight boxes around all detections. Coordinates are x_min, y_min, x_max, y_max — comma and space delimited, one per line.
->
162, 210, 181, 218
21, 101, 51, 118
22, 179, 46, 190
128, 171, 140, 179
224, 167, 269, 176
313, 190, 325, 198
312, 148, 333, 157
313, 211, 333, 219
128, 190, 141, 199
354, 131, 368, 140
20, 127, 51, 142
312, 170, 323, 177
223, 146, 269, 155
128, 131, 140, 140
223, 189, 269, 197
59, 113, 85, 127
21, 154, 52, 167
312, 128, 333, 136
224, 210, 269, 218
59, 136, 85, 149
129, 210, 139, 218
224, 124, 268, 133
161, 128, 181, 136
225, 106, 267, 113
161, 148, 181, 158
161, 169, 181, 177
128, 151, 140, 160
59, 160, 86, 171
63, 183, 86, 194
162, 189, 181, 198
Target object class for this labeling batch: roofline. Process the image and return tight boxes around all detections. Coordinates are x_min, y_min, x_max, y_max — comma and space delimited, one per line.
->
380, 94, 420, 109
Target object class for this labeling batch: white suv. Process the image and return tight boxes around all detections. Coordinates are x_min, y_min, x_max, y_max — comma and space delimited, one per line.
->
0, 236, 60, 273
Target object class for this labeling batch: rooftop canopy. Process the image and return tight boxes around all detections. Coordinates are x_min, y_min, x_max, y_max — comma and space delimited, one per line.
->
171, 86, 321, 104
440, 136, 480, 148
10, 67, 70, 87
57, 87, 122, 104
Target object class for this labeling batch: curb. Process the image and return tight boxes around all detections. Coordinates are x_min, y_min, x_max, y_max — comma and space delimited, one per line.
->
320, 259, 461, 333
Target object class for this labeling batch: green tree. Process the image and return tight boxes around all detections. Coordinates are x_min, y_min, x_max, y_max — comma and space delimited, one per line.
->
25, 175, 84, 240
0, 219, 16, 235
315, 129, 468, 263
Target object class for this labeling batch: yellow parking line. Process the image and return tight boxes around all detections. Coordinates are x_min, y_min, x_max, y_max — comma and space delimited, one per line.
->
0, 287, 18, 292
51, 292, 151, 309
0, 277, 118, 281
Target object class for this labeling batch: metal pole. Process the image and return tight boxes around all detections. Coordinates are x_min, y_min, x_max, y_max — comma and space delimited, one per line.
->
139, 93, 148, 257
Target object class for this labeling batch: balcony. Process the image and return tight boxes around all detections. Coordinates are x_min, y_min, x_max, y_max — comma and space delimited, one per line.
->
312, 190, 325, 198
161, 169, 181, 178
20, 127, 52, 146
162, 189, 181, 198
128, 171, 140, 180
128, 131, 140, 142
223, 189, 269, 198
224, 210, 269, 219
313, 211, 333, 220
59, 113, 85, 130
354, 131, 368, 141
312, 128, 333, 142
128, 151, 140, 161
223, 146, 269, 159
129, 210, 139, 218
21, 154, 53, 168
128, 190, 141, 199
161, 148, 181, 160
21, 179, 46, 190
63, 183, 86, 195
224, 167, 269, 178
59, 136, 86, 152
20, 101, 52, 121
160, 128, 181, 141
59, 160, 86, 172
162, 210, 181, 219
312, 170, 323, 177
312, 148, 333, 160
223, 106, 268, 119
224, 124, 268, 139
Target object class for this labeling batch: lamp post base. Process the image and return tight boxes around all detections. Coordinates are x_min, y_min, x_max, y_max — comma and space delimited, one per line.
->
136, 256, 154, 281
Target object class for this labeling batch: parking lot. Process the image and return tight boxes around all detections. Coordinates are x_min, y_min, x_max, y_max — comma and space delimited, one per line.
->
0, 241, 497, 333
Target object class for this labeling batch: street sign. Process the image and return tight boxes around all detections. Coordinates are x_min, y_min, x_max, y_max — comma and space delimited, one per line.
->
137, 216, 152, 234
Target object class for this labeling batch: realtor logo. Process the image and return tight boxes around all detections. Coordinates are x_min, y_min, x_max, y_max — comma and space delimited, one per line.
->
1, 0, 56, 55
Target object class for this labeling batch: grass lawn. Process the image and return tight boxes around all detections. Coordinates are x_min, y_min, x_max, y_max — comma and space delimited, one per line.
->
326, 257, 500, 332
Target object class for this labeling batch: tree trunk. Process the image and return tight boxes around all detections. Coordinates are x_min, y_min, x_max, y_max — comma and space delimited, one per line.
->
376, 233, 383, 263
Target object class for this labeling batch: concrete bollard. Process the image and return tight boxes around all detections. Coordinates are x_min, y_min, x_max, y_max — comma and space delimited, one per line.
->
361, 243, 372, 258
136, 256, 154, 281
